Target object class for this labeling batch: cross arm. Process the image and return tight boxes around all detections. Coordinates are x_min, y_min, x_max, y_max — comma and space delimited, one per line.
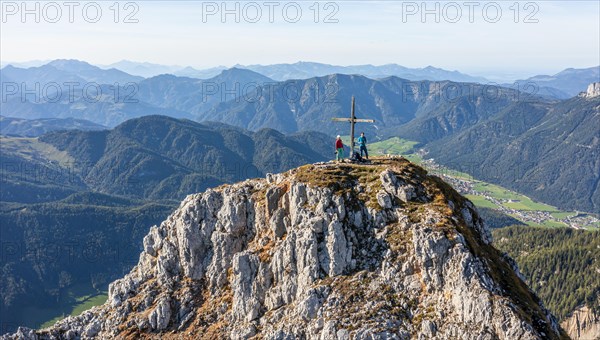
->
331, 118, 375, 123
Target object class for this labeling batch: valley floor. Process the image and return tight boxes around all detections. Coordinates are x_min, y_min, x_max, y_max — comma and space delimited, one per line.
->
15, 284, 107, 330
368, 137, 600, 230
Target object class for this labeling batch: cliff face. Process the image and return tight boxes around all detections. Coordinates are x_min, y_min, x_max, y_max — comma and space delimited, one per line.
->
5, 158, 567, 339
561, 305, 600, 340
580, 82, 600, 98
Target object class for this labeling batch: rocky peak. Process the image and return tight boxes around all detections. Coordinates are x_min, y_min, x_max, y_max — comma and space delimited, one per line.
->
4, 158, 567, 339
580, 82, 600, 98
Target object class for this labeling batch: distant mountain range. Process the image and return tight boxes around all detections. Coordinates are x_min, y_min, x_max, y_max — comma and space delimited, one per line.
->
507, 66, 600, 99
98, 60, 182, 77
98, 60, 228, 79
0, 84, 193, 127
136, 67, 274, 116
92, 60, 490, 82
91, 61, 600, 96
1, 63, 273, 127
201, 73, 524, 136
235, 61, 490, 82
1, 59, 142, 86
0, 116, 106, 137
0, 60, 50, 68
114, 60, 489, 82
4, 59, 597, 87
2, 61, 597, 124
1, 59, 598, 213
46, 59, 143, 84
173, 65, 228, 79
0, 60, 152, 127
198, 73, 600, 212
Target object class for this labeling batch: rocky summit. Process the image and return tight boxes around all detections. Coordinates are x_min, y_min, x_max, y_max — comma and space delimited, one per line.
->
581, 82, 600, 98
4, 158, 568, 339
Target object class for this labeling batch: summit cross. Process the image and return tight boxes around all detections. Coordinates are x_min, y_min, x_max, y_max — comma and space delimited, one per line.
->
332, 96, 375, 156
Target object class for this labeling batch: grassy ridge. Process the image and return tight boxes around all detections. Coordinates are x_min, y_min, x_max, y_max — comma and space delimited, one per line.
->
367, 137, 419, 156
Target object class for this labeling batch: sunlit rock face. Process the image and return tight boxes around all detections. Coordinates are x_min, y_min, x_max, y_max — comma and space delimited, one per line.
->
3, 158, 567, 340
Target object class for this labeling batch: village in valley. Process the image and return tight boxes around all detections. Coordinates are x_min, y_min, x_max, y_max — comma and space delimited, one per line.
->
365, 139, 600, 230
422, 157, 600, 230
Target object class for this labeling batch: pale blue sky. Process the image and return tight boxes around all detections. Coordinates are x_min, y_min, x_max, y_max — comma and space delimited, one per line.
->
1, 1, 598, 79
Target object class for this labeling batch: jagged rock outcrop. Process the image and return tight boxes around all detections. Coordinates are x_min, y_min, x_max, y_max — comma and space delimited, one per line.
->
561, 305, 600, 340
3, 158, 568, 339
580, 82, 600, 98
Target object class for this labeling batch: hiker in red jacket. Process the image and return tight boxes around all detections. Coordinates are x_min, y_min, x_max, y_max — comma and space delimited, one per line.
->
335, 135, 344, 162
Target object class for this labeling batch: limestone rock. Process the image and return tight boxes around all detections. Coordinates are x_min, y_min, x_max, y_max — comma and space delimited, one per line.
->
1, 159, 568, 340
561, 305, 600, 340
580, 82, 600, 98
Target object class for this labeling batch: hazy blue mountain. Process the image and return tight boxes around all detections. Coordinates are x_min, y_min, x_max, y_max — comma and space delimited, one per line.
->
1, 61, 143, 117
47, 59, 143, 84
2, 65, 277, 127
508, 66, 600, 98
0, 72, 13, 82
426, 95, 600, 213
1, 60, 142, 87
0, 74, 15, 99
238, 61, 489, 82
0, 95, 191, 128
0, 82, 194, 127
137, 68, 274, 115
209, 67, 273, 85
1, 60, 51, 68
1, 64, 86, 87
135, 74, 203, 110
102, 60, 486, 82
0, 116, 106, 137
173, 65, 228, 79
99, 60, 182, 78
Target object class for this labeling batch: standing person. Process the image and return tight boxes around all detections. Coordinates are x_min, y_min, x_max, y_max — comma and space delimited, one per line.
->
358, 132, 369, 159
335, 135, 344, 162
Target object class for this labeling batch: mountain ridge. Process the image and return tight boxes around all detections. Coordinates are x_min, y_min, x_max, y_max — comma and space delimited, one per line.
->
508, 66, 600, 98
426, 94, 600, 213
0, 116, 107, 137
14, 115, 332, 201
237, 61, 489, 83
93, 59, 490, 82
2, 158, 567, 339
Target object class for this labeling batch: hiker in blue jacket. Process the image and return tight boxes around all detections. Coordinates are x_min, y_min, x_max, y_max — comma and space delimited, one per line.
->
358, 132, 369, 160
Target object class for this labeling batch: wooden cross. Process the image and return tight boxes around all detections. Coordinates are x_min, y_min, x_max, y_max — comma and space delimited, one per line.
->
332, 96, 375, 156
